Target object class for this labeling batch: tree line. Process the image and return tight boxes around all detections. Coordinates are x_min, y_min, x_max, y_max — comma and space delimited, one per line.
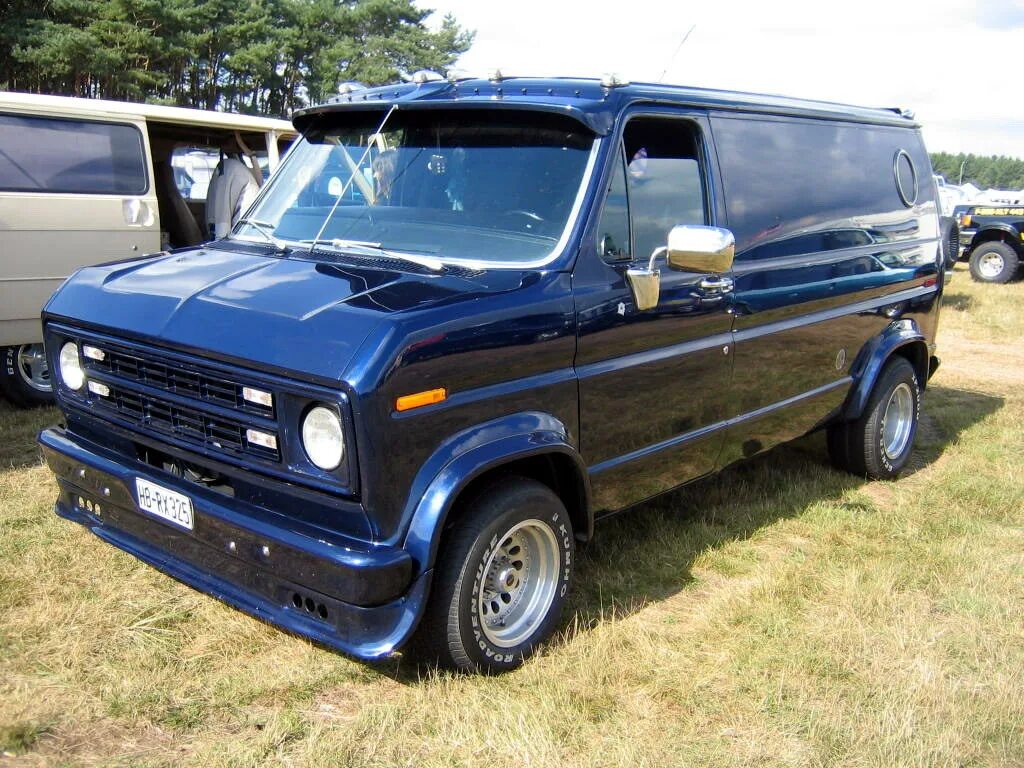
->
931, 152, 1024, 191
0, 0, 473, 117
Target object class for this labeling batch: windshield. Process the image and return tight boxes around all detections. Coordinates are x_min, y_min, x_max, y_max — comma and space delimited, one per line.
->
232, 109, 598, 266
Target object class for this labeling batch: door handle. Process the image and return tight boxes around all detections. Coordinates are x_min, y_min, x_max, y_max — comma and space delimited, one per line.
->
698, 275, 734, 294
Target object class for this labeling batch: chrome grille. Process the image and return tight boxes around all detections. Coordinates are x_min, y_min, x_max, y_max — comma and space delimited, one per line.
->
90, 346, 271, 415
78, 338, 280, 463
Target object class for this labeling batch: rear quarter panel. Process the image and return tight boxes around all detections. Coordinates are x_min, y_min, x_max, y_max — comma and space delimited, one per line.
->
710, 114, 941, 464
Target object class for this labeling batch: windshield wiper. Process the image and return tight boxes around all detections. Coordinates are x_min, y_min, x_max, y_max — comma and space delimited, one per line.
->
233, 218, 290, 252
300, 238, 445, 272
309, 104, 397, 262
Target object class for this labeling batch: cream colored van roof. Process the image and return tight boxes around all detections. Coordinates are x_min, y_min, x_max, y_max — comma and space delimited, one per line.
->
0, 91, 297, 135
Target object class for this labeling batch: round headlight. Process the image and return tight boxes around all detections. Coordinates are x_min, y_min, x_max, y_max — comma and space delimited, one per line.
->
301, 406, 344, 471
59, 341, 85, 391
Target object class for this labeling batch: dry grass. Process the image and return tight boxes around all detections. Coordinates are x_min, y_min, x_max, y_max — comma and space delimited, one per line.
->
2, 263, 1022, 767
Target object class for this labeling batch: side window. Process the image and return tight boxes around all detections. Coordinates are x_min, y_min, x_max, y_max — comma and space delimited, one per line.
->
170, 146, 268, 202
711, 115, 936, 261
0, 114, 147, 194
623, 118, 706, 261
597, 147, 631, 261
171, 147, 220, 202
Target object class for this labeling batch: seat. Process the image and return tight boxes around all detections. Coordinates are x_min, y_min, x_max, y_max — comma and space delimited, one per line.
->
153, 160, 204, 247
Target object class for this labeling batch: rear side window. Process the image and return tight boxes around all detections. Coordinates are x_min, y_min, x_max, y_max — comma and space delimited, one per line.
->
0, 114, 147, 194
711, 115, 933, 261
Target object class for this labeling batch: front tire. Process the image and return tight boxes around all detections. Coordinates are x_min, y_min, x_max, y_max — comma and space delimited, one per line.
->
0, 344, 54, 407
827, 356, 920, 480
969, 241, 1019, 283
410, 477, 574, 673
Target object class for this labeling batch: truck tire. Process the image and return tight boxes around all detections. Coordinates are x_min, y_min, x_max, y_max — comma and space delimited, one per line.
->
0, 344, 54, 407
827, 356, 920, 480
968, 241, 1019, 283
408, 477, 574, 673
939, 216, 959, 269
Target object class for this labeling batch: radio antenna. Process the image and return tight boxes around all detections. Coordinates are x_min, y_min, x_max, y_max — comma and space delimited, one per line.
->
658, 24, 696, 82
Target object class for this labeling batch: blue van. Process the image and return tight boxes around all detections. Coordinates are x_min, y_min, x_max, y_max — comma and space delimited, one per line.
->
38, 76, 943, 672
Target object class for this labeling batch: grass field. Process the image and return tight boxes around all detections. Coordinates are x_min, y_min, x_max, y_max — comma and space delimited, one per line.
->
2, 264, 1022, 767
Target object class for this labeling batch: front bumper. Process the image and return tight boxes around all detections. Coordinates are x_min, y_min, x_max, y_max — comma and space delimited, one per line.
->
958, 229, 976, 259
39, 426, 429, 660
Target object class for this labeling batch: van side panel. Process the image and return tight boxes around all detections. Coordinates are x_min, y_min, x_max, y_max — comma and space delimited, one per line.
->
710, 114, 940, 464
0, 202, 159, 345
0, 113, 159, 345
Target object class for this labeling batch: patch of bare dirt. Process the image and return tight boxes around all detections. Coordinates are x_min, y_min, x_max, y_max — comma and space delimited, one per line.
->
307, 678, 406, 723
6, 720, 185, 768
937, 332, 1024, 389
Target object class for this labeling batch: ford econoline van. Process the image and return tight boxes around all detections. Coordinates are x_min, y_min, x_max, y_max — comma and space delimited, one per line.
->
38, 77, 943, 672
0, 93, 296, 406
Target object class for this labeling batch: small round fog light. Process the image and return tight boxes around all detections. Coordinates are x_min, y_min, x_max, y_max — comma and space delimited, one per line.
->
301, 406, 344, 471
59, 341, 85, 391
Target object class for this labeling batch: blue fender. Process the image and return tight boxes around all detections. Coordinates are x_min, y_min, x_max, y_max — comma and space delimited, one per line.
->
399, 411, 590, 575
841, 319, 928, 420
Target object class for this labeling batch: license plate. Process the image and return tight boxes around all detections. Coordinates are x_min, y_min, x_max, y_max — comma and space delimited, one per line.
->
134, 478, 194, 531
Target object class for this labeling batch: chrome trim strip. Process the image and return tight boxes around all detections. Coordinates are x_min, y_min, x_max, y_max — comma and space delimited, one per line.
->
575, 331, 734, 380
732, 283, 936, 342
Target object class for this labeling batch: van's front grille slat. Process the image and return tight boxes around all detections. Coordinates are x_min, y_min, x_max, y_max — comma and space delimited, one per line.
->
80, 340, 280, 463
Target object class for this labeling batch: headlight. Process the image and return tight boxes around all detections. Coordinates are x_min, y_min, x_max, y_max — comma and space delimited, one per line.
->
301, 405, 344, 471
59, 341, 85, 391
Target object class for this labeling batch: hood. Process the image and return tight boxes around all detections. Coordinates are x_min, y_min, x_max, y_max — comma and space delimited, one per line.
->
44, 245, 527, 385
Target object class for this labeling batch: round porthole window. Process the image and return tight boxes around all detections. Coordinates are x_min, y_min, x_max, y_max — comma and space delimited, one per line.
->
894, 149, 918, 207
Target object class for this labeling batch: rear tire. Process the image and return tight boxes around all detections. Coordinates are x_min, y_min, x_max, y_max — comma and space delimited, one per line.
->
939, 217, 959, 269
0, 344, 54, 407
968, 241, 1019, 283
827, 357, 920, 480
408, 477, 574, 673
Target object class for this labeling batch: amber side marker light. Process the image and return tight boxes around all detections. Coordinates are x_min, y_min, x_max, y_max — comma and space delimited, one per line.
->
395, 388, 447, 412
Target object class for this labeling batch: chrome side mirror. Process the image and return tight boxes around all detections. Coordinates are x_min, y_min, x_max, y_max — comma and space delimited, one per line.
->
626, 248, 664, 311
666, 225, 735, 274
626, 226, 736, 312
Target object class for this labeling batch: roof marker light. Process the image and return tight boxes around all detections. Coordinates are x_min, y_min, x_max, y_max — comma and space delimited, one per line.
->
411, 69, 444, 84
600, 73, 629, 88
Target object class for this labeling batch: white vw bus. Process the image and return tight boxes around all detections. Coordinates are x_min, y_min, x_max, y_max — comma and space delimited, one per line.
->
0, 93, 296, 405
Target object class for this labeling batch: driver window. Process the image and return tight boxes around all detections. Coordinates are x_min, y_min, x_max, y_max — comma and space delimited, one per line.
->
623, 118, 706, 261
597, 147, 631, 261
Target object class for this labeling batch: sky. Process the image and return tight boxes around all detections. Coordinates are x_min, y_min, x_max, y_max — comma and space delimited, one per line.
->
420, 0, 1024, 160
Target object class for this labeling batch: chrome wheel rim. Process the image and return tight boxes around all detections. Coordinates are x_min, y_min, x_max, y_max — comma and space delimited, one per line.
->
16, 343, 51, 393
881, 382, 914, 460
478, 519, 560, 648
978, 251, 1005, 279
